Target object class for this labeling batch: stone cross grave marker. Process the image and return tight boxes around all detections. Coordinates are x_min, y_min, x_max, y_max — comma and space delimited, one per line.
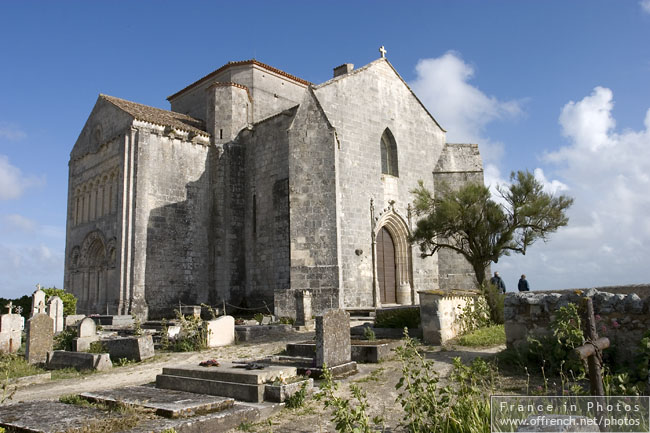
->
6, 301, 13, 314
31, 288, 46, 317
0, 306, 23, 353
48, 296, 64, 333
315, 309, 351, 368
26, 313, 53, 364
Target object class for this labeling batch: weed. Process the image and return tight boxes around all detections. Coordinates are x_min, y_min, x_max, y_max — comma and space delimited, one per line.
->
457, 294, 492, 334
279, 317, 295, 325
253, 313, 264, 324
237, 421, 256, 431
315, 364, 383, 433
363, 326, 376, 341
171, 309, 207, 352
88, 341, 108, 354
132, 315, 143, 336
0, 352, 44, 379
285, 380, 309, 409
59, 394, 92, 407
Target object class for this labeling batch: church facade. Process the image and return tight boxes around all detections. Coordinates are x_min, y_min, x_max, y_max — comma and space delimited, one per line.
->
65, 54, 484, 319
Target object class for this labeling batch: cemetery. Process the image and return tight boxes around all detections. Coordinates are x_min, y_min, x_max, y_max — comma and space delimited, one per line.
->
0, 283, 648, 433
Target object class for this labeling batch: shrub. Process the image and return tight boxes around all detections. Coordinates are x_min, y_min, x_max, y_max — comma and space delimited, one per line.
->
172, 310, 207, 352
481, 282, 504, 325
374, 307, 420, 329
456, 325, 505, 347
88, 341, 108, 354
285, 380, 309, 409
42, 288, 77, 316
363, 326, 376, 341
54, 327, 77, 351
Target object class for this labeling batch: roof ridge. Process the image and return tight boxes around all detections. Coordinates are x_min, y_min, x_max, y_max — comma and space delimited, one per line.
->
167, 59, 311, 101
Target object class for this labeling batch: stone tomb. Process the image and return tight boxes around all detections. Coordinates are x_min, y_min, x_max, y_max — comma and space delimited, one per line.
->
206, 315, 235, 347
73, 317, 99, 351
103, 334, 154, 361
47, 296, 64, 333
25, 313, 54, 364
156, 361, 299, 403
47, 350, 112, 371
0, 303, 22, 353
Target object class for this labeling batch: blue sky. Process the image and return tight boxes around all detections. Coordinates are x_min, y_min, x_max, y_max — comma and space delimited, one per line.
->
1, 1, 649, 298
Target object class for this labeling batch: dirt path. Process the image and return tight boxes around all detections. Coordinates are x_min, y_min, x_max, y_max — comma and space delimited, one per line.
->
8, 333, 311, 404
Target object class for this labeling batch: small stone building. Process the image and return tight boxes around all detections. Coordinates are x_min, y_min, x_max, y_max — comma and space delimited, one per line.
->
65, 54, 484, 319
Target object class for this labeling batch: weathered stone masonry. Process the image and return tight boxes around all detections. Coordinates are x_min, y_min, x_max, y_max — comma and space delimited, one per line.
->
66, 57, 485, 319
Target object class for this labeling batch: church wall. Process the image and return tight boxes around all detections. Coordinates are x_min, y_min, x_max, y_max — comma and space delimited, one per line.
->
132, 129, 212, 319
250, 66, 306, 122
433, 143, 485, 291
313, 60, 446, 308
240, 110, 294, 310
66, 100, 136, 315
285, 91, 341, 314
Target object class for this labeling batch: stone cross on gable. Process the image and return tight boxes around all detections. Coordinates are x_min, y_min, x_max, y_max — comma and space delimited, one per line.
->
36, 283, 41, 291
37, 300, 46, 314
379, 45, 387, 58
5, 301, 13, 314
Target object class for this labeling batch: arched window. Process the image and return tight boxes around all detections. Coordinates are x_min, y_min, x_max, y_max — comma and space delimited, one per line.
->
380, 128, 398, 177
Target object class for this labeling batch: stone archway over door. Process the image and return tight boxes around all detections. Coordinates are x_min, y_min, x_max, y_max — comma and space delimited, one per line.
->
373, 209, 412, 305
377, 227, 397, 304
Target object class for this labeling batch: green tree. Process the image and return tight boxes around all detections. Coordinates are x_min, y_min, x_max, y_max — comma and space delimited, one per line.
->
42, 287, 77, 316
411, 170, 573, 288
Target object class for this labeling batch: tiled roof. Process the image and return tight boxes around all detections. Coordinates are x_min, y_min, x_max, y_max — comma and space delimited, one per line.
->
101, 94, 208, 136
167, 60, 311, 101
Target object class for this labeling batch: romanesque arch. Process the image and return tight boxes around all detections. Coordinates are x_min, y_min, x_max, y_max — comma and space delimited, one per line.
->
74, 230, 108, 314
374, 208, 412, 305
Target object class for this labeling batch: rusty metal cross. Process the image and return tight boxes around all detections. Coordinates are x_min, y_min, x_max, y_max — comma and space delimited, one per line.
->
574, 297, 610, 396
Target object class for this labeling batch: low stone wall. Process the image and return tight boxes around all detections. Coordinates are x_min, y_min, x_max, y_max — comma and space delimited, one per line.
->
419, 290, 479, 345
505, 288, 650, 364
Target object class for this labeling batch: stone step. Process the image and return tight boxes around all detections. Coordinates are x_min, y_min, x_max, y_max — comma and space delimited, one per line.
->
156, 373, 266, 403
80, 385, 234, 418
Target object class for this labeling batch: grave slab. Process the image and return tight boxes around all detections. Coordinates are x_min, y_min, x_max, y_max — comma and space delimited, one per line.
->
156, 362, 298, 403
92, 314, 135, 326
0, 400, 116, 433
81, 385, 234, 418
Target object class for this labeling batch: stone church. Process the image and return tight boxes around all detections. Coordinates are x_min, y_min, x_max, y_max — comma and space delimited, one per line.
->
65, 51, 484, 319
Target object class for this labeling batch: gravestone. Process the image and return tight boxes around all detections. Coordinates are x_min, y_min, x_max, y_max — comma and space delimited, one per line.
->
48, 296, 64, 333
295, 290, 315, 330
73, 317, 99, 351
0, 302, 22, 353
47, 350, 112, 371
31, 287, 46, 317
315, 309, 351, 368
26, 313, 54, 364
206, 316, 235, 347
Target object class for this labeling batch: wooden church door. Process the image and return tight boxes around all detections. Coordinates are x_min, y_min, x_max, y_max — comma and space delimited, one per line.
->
377, 227, 397, 304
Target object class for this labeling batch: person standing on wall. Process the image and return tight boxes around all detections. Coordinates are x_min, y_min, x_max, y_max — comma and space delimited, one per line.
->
518, 274, 530, 292
490, 271, 506, 294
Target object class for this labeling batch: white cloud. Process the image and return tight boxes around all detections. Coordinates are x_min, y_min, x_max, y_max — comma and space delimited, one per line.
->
410, 51, 523, 144
0, 243, 64, 298
533, 168, 568, 195
0, 154, 44, 200
499, 87, 650, 290
0, 122, 26, 141
641, 0, 650, 14
3, 214, 37, 232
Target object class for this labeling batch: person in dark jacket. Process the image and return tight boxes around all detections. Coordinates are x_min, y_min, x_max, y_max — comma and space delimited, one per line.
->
490, 271, 506, 293
518, 274, 530, 292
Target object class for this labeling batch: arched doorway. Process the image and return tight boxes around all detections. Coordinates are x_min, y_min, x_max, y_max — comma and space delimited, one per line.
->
373, 209, 413, 306
377, 227, 397, 304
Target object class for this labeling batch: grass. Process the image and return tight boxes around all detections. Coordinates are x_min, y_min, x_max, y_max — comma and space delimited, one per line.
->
455, 324, 505, 347
0, 353, 44, 379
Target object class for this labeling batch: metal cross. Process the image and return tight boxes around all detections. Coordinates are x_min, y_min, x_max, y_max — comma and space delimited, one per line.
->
379, 45, 387, 58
